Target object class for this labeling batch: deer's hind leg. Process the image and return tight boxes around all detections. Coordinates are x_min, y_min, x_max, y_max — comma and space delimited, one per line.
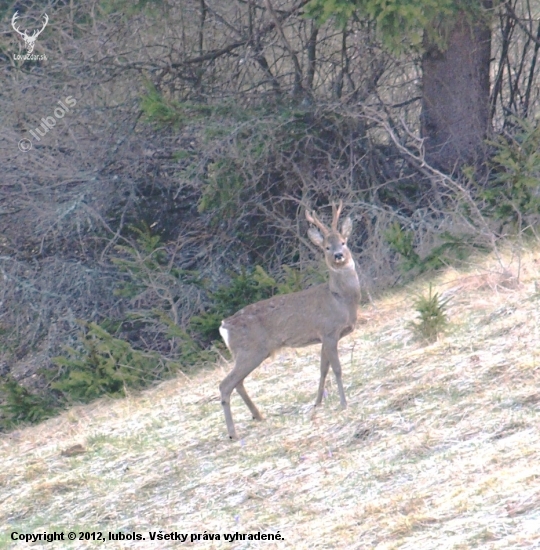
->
235, 381, 263, 420
219, 350, 267, 439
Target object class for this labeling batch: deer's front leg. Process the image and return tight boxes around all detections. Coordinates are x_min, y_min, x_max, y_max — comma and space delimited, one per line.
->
322, 337, 347, 409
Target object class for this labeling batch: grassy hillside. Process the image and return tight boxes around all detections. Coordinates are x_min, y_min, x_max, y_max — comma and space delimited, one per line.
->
1, 249, 540, 549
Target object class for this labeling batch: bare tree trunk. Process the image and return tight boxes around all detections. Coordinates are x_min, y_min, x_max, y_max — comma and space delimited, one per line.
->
421, 5, 492, 171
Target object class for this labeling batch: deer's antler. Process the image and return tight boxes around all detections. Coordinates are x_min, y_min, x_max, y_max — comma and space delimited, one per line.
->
11, 12, 25, 37
331, 200, 343, 231
34, 13, 49, 38
305, 207, 329, 236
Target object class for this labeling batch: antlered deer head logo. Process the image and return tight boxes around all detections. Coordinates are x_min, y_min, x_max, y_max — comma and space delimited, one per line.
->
11, 12, 48, 54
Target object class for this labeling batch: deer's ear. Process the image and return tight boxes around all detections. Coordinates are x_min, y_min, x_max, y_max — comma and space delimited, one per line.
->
341, 217, 352, 239
307, 227, 325, 249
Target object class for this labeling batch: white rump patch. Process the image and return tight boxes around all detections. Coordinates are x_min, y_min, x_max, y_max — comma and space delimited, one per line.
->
219, 323, 230, 349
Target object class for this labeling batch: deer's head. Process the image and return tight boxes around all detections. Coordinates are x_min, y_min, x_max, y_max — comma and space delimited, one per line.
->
11, 12, 48, 54
306, 200, 353, 272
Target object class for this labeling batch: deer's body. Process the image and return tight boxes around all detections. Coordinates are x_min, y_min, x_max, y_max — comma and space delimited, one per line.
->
219, 202, 360, 440
220, 277, 359, 352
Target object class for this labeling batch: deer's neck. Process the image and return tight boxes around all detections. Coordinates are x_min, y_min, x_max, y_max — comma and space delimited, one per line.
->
328, 260, 361, 303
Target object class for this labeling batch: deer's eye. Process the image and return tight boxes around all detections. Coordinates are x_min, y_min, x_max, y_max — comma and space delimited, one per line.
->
326, 247, 330, 251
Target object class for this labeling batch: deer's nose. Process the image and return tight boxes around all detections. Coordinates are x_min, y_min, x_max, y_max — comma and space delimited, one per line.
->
334, 252, 344, 261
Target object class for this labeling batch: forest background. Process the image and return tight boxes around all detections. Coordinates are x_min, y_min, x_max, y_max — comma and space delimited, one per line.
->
1, 0, 539, 427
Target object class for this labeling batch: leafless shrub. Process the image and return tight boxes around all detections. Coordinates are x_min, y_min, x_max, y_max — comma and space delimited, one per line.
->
0, 0, 538, 400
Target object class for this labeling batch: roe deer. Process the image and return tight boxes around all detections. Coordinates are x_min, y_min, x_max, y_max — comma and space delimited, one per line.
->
219, 201, 360, 439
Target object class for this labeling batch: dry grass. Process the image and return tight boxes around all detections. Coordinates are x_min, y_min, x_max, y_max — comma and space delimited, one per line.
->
2, 248, 540, 549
